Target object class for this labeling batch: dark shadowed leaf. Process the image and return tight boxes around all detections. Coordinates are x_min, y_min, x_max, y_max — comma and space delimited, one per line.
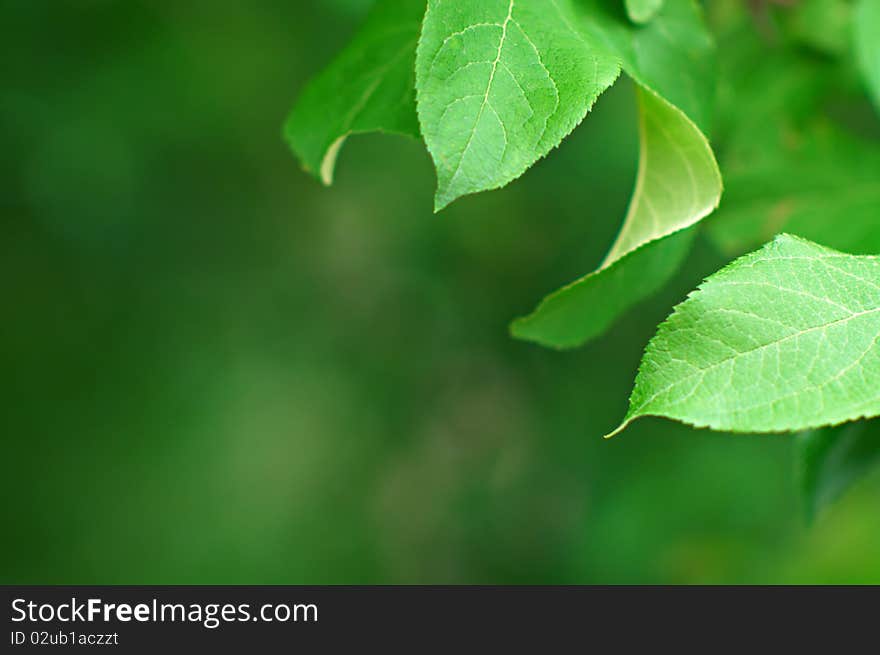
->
798, 420, 880, 520
285, 0, 423, 184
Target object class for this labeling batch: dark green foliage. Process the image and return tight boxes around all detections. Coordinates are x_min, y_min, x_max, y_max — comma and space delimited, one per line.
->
287, 0, 880, 515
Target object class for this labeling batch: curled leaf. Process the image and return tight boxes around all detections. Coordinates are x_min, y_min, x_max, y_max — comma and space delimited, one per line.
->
512, 87, 720, 348
512, 0, 721, 349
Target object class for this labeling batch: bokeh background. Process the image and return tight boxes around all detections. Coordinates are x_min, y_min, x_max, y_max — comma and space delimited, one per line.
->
4, 0, 880, 584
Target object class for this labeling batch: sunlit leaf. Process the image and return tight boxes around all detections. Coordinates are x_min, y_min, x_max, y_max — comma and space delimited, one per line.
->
610, 234, 880, 437
415, 0, 621, 211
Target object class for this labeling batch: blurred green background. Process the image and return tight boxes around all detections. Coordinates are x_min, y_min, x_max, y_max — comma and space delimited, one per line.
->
4, 0, 880, 584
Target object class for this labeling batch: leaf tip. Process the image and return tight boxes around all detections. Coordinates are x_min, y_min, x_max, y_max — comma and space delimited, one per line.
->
509, 315, 537, 342
603, 418, 633, 440
433, 188, 455, 213
508, 314, 581, 350
319, 135, 348, 187
508, 317, 527, 340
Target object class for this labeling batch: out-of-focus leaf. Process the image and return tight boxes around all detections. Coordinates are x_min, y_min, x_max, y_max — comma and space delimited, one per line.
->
855, 0, 880, 112
784, 0, 852, 57
609, 235, 880, 437
709, 124, 880, 257
708, 22, 880, 257
625, 0, 664, 24
285, 0, 423, 184
798, 419, 880, 521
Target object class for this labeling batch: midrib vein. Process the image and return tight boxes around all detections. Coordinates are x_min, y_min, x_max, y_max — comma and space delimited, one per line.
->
634, 304, 880, 415
447, 0, 515, 188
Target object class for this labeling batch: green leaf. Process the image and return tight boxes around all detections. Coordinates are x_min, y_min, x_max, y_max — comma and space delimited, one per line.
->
512, 227, 695, 348
290, 0, 720, 350
625, 0, 664, 24
609, 234, 880, 437
415, 0, 621, 211
511, 1, 721, 348
798, 419, 880, 521
511, 87, 720, 348
784, 0, 853, 57
855, 0, 880, 112
284, 0, 423, 185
